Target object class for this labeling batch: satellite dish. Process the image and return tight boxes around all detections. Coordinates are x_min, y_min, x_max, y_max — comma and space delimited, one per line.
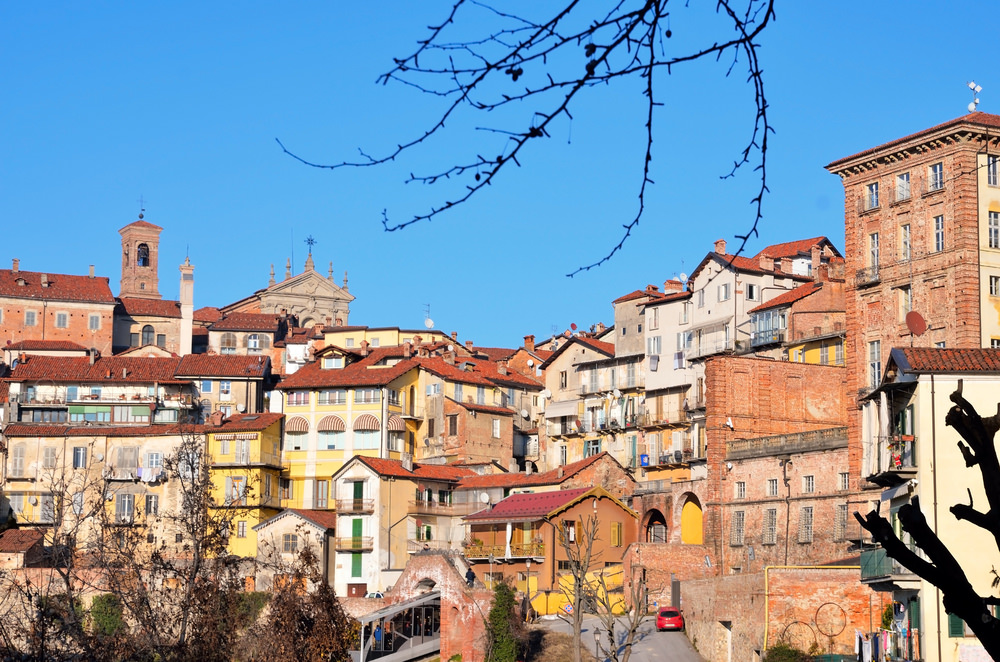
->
679, 272, 688, 283
905, 311, 927, 336
571, 323, 578, 331
447, 344, 454, 352
540, 388, 551, 399
94, 453, 104, 462
526, 359, 534, 367
479, 492, 491, 504
237, 404, 246, 413
424, 318, 434, 329
520, 409, 529, 419
613, 388, 622, 398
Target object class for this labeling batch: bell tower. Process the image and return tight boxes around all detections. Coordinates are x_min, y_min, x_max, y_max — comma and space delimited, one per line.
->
119, 214, 162, 299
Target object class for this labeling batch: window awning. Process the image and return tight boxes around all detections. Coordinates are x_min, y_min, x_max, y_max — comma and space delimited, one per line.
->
317, 415, 345, 432
286, 416, 309, 433
386, 414, 405, 432
354, 413, 381, 431
544, 400, 579, 419
686, 316, 734, 334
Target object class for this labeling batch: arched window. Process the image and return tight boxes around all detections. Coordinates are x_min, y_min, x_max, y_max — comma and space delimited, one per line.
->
137, 244, 150, 267
141, 325, 154, 345
220, 333, 237, 355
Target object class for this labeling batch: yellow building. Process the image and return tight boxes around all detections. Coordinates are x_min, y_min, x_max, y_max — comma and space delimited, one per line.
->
276, 346, 421, 510
319, 326, 447, 353
206, 413, 285, 557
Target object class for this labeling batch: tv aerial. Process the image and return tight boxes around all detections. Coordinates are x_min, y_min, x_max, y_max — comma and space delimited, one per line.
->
424, 303, 434, 329
968, 80, 983, 113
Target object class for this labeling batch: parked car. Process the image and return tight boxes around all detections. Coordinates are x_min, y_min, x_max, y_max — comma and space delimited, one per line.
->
656, 607, 684, 631
364, 591, 385, 599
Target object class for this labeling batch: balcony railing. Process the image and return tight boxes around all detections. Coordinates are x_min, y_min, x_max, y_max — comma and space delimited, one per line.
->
750, 329, 785, 348
334, 536, 374, 552
866, 435, 917, 485
727, 427, 847, 460
860, 547, 921, 582
465, 542, 545, 559
335, 498, 375, 514
685, 339, 736, 361
408, 500, 483, 517
855, 266, 880, 287
407, 539, 452, 553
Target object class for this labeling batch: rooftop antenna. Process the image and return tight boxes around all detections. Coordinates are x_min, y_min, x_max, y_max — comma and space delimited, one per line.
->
424, 304, 434, 329
968, 80, 983, 113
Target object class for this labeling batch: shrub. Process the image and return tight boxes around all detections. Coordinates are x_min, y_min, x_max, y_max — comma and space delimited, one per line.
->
90, 594, 124, 637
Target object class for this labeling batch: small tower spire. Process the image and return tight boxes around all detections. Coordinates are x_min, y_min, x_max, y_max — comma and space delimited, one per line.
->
328, 261, 334, 281
285, 258, 292, 280
343, 270, 349, 292
268, 264, 276, 287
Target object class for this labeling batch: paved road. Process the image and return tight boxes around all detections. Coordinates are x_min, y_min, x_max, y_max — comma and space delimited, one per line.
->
537, 614, 706, 662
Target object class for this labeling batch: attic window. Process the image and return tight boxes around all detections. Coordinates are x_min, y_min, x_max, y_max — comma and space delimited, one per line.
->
322, 357, 344, 369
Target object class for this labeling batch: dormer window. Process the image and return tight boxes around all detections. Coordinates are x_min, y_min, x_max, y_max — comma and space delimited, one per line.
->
322, 357, 345, 369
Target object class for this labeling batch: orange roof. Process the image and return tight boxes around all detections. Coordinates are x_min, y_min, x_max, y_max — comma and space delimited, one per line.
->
457, 452, 609, 489
0, 381, 9, 404
117, 297, 181, 319
278, 357, 418, 389
417, 356, 542, 390
473, 346, 518, 361
538, 336, 615, 370
120, 219, 163, 232
193, 307, 223, 323
752, 237, 838, 259
0, 269, 115, 304
612, 290, 651, 304
5, 413, 283, 438
355, 456, 477, 482
747, 281, 822, 313
205, 412, 284, 432
176, 354, 270, 378
5, 340, 88, 351
0, 529, 44, 553
288, 509, 338, 530
449, 397, 514, 416
894, 347, 1000, 373
7, 355, 186, 384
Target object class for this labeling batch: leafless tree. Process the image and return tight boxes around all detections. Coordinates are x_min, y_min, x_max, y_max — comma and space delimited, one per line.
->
855, 381, 1000, 659
278, 0, 775, 275
556, 514, 648, 662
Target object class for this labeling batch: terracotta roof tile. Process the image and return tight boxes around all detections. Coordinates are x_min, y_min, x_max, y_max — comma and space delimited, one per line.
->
747, 281, 823, 313
417, 356, 542, 390
448, 397, 514, 416
0, 269, 116, 304
288, 509, 338, 530
753, 237, 835, 259
457, 452, 608, 489
176, 354, 270, 378
0, 381, 9, 404
538, 336, 615, 370
5, 340, 89, 352
464, 487, 592, 521
117, 297, 181, 319
120, 219, 163, 232
473, 347, 518, 361
897, 347, 1000, 373
278, 357, 418, 390
206, 412, 284, 432
210, 313, 280, 332
5, 413, 283, 438
612, 290, 649, 304
356, 456, 476, 482
193, 307, 223, 323
0, 529, 45, 553
7, 355, 187, 384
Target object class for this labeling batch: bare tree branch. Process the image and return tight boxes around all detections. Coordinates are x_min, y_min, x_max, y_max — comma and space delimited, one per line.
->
278, 0, 776, 275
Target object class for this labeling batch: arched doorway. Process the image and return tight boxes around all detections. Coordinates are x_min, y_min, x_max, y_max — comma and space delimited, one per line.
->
680, 495, 703, 545
644, 509, 667, 543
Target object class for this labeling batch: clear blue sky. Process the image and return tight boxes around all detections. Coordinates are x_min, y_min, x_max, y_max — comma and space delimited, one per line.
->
1, 2, 994, 348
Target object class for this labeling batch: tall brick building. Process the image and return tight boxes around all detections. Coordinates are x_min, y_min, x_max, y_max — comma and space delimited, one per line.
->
826, 111, 1000, 483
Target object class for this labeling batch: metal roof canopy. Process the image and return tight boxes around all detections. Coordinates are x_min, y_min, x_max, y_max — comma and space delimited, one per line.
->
358, 590, 441, 626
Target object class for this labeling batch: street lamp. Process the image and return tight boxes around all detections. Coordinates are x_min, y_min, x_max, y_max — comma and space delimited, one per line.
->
594, 629, 601, 657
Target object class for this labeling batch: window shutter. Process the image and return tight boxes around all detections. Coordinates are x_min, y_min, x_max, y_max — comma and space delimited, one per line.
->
225, 477, 233, 503
948, 613, 965, 638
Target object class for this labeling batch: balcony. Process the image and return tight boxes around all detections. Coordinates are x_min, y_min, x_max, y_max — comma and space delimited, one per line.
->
727, 427, 847, 461
212, 450, 284, 469
465, 542, 545, 559
855, 266, 880, 288
866, 434, 917, 487
335, 498, 375, 514
685, 339, 736, 361
860, 547, 920, 591
334, 536, 374, 552
750, 329, 785, 348
408, 500, 483, 517
407, 539, 452, 553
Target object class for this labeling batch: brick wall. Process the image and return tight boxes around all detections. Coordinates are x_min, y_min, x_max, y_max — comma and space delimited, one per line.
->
683, 567, 883, 659
442, 398, 514, 466
0, 297, 115, 355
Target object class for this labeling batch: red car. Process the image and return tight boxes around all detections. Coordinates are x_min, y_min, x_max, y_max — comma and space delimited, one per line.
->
656, 607, 684, 632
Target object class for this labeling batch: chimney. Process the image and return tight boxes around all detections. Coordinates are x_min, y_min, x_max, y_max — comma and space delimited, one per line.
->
11, 258, 18, 274
524, 335, 535, 353
210, 410, 226, 426
811, 244, 822, 275
525, 463, 533, 475
663, 279, 683, 293
443, 351, 455, 365
122, 367, 127, 378
360, 340, 369, 357
817, 264, 830, 282
465, 340, 474, 350
714, 238, 727, 255
508, 459, 517, 472
595, 322, 606, 334
40, 273, 49, 288
451, 331, 458, 342
403, 341, 412, 358
413, 334, 423, 345
557, 467, 564, 478
497, 362, 507, 375
645, 284, 660, 294
402, 453, 413, 472
89, 265, 95, 278
89, 348, 97, 365
758, 252, 774, 271
335, 317, 343, 327
325, 316, 332, 327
